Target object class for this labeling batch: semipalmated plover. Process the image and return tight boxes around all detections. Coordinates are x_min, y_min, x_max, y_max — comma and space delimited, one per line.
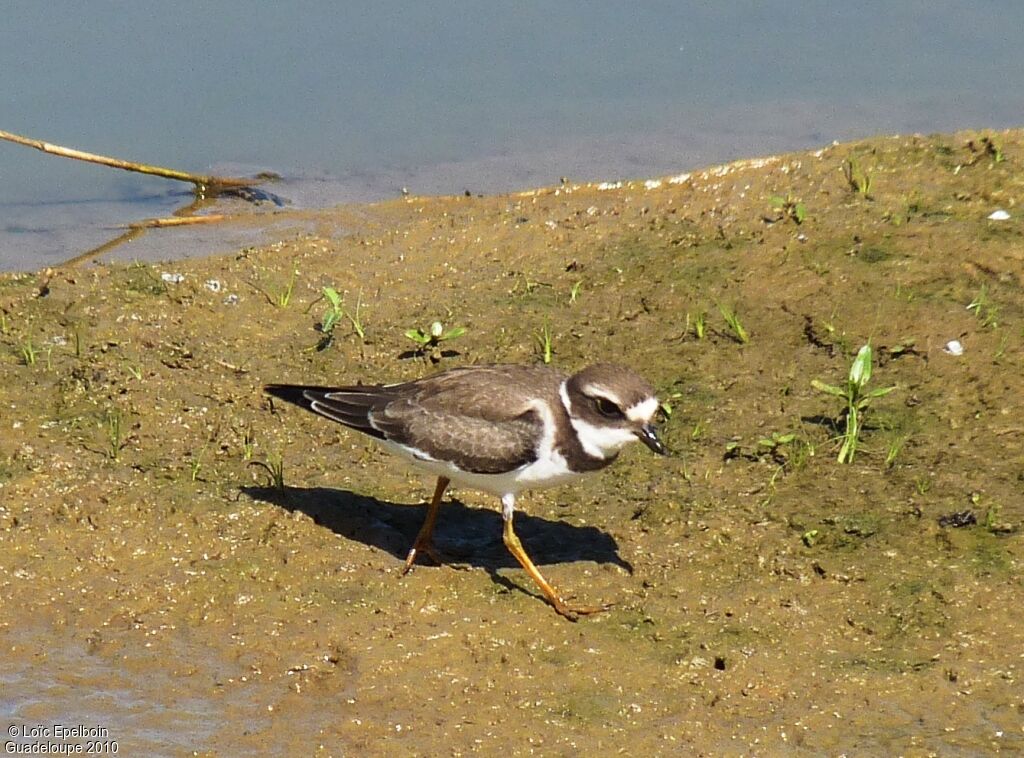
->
265, 363, 665, 619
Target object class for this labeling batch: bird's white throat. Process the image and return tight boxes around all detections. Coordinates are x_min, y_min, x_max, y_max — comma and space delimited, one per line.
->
559, 382, 641, 460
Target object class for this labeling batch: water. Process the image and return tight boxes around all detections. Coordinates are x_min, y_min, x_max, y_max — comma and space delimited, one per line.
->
2, 1, 1022, 270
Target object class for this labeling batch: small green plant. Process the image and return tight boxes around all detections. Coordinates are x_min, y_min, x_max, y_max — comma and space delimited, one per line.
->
659, 391, 683, 418
812, 343, 896, 464
317, 288, 366, 350
19, 336, 37, 366
273, 269, 298, 308
757, 431, 796, 457
319, 286, 344, 335
985, 137, 1005, 164
884, 432, 909, 469
104, 410, 127, 461
994, 331, 1010, 359
535, 321, 554, 364
967, 286, 1000, 328
73, 330, 83, 359
405, 321, 466, 361
316, 286, 344, 349
844, 158, 873, 198
769, 194, 807, 224
687, 310, 707, 340
717, 303, 749, 344
968, 135, 1006, 165
241, 424, 256, 460
569, 280, 583, 304
249, 453, 285, 489
344, 291, 366, 341
725, 431, 804, 468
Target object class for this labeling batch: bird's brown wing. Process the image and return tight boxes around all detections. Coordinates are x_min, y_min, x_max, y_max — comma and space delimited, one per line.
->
266, 365, 565, 475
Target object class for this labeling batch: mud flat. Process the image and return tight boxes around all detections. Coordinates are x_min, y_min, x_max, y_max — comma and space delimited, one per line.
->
1, 130, 1022, 754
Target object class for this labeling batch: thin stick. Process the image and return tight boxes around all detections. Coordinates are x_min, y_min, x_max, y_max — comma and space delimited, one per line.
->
126, 215, 228, 229
0, 129, 253, 190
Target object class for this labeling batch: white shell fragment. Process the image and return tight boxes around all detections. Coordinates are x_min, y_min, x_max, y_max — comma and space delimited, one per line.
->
160, 272, 184, 284
943, 340, 964, 356
204, 279, 222, 293
988, 209, 1010, 221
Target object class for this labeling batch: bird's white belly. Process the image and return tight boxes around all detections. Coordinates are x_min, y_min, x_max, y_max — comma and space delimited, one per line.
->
377, 439, 583, 498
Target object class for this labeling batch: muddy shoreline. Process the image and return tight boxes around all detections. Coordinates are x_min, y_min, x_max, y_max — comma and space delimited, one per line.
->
2, 130, 1022, 754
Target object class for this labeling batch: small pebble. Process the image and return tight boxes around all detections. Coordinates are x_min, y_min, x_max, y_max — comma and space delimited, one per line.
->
161, 272, 185, 284
988, 209, 1010, 221
943, 340, 964, 356
205, 279, 222, 293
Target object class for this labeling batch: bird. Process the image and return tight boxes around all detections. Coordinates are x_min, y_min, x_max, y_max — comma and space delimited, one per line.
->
265, 362, 666, 619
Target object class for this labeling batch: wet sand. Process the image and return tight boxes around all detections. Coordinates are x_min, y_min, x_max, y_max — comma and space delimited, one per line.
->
1, 130, 1022, 755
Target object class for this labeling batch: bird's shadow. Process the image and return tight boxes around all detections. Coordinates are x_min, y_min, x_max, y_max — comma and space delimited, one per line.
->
239, 485, 633, 580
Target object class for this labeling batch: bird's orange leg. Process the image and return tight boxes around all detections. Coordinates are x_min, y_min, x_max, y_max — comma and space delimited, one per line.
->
501, 510, 610, 621
402, 476, 449, 574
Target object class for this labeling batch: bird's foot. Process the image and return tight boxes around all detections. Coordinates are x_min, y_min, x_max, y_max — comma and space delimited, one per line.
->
550, 595, 614, 622
401, 541, 470, 574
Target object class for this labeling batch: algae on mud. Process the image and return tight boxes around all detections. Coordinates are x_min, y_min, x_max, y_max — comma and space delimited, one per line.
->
1, 130, 1023, 754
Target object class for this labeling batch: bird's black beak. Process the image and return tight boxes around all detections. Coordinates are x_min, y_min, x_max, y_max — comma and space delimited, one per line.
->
638, 423, 667, 455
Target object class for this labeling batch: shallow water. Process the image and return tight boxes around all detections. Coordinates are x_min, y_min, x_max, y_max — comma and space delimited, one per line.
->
2, 2, 1024, 270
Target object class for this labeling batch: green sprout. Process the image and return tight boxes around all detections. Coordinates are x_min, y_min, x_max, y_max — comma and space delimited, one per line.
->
844, 158, 873, 198
276, 269, 298, 307
685, 311, 708, 341
320, 287, 344, 336
986, 137, 1005, 164
769, 194, 807, 224
317, 288, 366, 350
659, 391, 682, 418
241, 423, 256, 460
405, 321, 466, 361
812, 343, 896, 464
249, 453, 285, 489
757, 431, 796, 456
535, 321, 554, 364
104, 410, 127, 461
884, 432, 909, 469
19, 336, 37, 366
569, 280, 583, 304
971, 136, 1005, 165
248, 268, 298, 308
717, 303, 749, 344
967, 286, 1000, 328
190, 442, 210, 483
345, 292, 366, 342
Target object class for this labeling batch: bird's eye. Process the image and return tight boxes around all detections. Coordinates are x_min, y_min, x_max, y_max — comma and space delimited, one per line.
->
594, 397, 623, 418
